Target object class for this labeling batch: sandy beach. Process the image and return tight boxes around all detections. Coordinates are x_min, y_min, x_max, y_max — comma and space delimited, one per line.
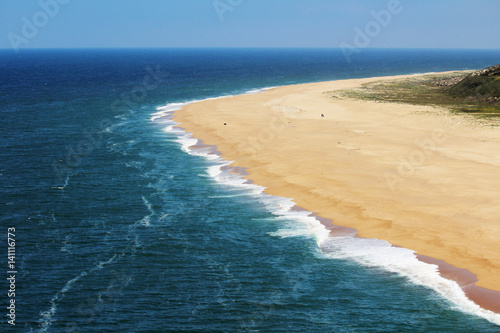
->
173, 72, 500, 313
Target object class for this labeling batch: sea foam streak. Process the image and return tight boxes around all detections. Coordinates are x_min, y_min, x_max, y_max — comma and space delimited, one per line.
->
152, 90, 500, 327
36, 255, 119, 332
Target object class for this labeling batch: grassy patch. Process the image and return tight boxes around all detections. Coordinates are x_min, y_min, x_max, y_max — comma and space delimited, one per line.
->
327, 72, 500, 118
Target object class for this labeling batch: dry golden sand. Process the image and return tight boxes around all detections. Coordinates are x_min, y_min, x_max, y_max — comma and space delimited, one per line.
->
173, 72, 500, 310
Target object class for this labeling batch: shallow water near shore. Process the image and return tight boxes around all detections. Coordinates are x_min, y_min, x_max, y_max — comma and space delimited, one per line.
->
2, 48, 500, 331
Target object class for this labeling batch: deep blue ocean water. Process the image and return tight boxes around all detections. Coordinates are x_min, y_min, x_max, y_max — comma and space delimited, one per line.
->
2, 48, 500, 332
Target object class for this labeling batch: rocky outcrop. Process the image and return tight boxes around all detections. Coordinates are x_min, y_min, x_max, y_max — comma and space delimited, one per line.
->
433, 76, 466, 87
444, 64, 500, 103
468, 64, 500, 77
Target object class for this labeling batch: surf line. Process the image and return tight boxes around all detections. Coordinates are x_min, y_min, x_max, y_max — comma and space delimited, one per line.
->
154, 89, 500, 326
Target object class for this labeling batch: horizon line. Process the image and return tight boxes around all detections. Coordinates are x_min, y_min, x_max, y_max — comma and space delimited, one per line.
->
1, 46, 500, 51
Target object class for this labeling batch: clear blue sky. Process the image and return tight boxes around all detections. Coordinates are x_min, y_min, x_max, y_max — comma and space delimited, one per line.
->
1, 0, 499, 50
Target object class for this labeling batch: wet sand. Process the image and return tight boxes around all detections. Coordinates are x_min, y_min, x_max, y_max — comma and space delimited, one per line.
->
173, 72, 500, 313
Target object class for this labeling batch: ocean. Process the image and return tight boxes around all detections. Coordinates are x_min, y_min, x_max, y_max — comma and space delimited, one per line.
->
2, 48, 500, 332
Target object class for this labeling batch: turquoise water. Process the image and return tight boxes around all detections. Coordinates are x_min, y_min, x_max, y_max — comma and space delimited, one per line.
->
1, 48, 500, 332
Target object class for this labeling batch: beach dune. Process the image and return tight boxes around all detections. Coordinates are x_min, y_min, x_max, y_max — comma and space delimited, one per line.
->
174, 73, 500, 313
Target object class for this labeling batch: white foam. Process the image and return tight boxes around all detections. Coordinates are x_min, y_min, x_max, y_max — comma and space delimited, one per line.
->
209, 193, 253, 199
51, 176, 70, 190
244, 86, 278, 95
206, 162, 263, 193
409, 71, 439, 76
176, 132, 200, 155
150, 86, 277, 122
321, 236, 500, 326
139, 196, 155, 226
206, 161, 331, 247
151, 101, 192, 121
60, 235, 72, 253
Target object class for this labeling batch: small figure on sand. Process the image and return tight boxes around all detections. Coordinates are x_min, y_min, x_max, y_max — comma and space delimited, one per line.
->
321, 114, 324, 117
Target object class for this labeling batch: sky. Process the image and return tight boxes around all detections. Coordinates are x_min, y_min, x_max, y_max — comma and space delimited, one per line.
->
1, 0, 499, 51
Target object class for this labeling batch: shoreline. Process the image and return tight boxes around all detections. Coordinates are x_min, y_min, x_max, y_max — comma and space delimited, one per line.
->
313, 203, 500, 314
183, 136, 500, 318
170, 71, 500, 320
